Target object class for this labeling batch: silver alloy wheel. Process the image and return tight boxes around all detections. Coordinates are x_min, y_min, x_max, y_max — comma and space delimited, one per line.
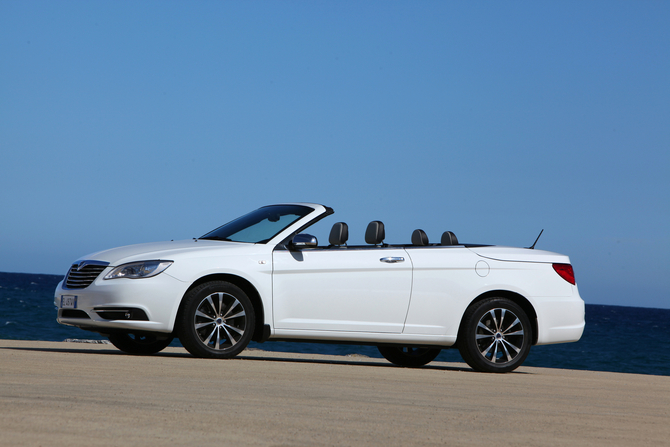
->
194, 292, 247, 350
475, 308, 525, 364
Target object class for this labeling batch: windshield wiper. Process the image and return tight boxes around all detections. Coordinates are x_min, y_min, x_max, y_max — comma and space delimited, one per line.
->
200, 236, 232, 241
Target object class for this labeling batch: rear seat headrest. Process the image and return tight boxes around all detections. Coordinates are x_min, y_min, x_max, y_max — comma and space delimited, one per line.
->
411, 229, 429, 246
365, 221, 385, 245
441, 231, 459, 245
329, 222, 349, 246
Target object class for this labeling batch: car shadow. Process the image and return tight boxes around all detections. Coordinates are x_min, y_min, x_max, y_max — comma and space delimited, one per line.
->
1, 344, 527, 373
234, 352, 476, 372
0, 345, 190, 357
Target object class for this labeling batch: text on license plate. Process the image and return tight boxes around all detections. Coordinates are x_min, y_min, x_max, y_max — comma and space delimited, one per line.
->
60, 295, 78, 309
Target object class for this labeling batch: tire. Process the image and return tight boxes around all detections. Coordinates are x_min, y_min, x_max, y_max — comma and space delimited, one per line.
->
108, 333, 174, 355
177, 281, 255, 359
457, 297, 532, 373
378, 346, 441, 367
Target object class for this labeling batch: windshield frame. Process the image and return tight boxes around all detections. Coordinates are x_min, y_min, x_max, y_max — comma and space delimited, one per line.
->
200, 204, 315, 244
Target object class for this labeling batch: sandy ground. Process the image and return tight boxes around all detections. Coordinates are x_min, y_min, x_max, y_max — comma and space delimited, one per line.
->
1, 340, 668, 446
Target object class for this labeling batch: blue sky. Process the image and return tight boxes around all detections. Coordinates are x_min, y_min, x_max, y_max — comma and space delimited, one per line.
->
1, 1, 668, 308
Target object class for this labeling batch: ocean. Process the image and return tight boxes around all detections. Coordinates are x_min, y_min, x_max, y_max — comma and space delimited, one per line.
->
2, 271, 668, 376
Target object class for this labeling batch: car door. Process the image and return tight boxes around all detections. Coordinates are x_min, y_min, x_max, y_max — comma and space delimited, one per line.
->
272, 246, 412, 333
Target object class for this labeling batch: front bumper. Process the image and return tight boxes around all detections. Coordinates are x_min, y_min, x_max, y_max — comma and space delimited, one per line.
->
54, 270, 189, 334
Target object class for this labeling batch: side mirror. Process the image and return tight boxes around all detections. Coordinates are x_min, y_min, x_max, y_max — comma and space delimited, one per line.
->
292, 234, 318, 247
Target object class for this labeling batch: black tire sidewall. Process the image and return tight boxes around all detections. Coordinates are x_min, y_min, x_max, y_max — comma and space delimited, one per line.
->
378, 346, 441, 367
458, 297, 532, 373
177, 281, 255, 359
107, 333, 174, 355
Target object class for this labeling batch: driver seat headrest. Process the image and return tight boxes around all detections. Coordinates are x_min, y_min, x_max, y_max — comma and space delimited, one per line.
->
329, 222, 349, 246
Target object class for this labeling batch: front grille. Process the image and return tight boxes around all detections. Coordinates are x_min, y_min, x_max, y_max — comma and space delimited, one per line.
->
65, 261, 109, 289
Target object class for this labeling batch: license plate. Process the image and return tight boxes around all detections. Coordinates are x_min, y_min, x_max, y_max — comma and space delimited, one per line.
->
60, 295, 78, 309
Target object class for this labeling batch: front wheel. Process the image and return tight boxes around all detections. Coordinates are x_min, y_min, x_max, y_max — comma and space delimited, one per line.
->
457, 297, 532, 373
108, 333, 174, 355
177, 281, 255, 359
378, 346, 441, 367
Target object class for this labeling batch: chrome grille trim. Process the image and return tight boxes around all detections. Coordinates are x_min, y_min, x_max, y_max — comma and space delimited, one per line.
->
64, 261, 110, 289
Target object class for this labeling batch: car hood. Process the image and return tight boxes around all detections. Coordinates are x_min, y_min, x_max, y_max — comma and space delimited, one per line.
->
466, 246, 570, 264
77, 239, 254, 265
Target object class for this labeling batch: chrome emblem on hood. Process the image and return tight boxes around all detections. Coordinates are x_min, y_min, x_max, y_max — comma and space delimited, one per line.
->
73, 260, 110, 271
76, 261, 89, 271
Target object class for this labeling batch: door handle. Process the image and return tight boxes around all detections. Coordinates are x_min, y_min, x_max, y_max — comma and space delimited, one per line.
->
380, 257, 405, 263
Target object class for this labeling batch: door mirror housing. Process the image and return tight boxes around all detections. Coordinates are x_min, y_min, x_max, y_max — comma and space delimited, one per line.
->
292, 234, 318, 247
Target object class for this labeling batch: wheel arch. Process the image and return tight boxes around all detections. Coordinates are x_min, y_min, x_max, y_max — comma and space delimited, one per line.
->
175, 273, 267, 342
458, 290, 539, 345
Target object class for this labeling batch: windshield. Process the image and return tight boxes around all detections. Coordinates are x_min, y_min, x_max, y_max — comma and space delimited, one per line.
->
200, 205, 313, 244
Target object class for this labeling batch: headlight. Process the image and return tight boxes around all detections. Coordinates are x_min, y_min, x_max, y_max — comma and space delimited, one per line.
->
104, 260, 173, 280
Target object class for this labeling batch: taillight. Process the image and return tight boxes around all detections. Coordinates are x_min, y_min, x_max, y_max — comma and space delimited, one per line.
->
553, 263, 575, 285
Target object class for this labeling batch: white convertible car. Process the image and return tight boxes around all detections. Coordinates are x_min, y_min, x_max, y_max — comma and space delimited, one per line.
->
55, 203, 585, 373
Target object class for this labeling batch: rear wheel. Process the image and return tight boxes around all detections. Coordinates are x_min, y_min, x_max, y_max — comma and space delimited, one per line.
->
457, 297, 532, 373
177, 281, 255, 359
378, 346, 441, 367
108, 333, 174, 355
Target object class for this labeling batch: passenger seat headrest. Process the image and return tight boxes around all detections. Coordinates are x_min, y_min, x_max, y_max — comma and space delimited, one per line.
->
365, 221, 385, 245
329, 222, 349, 246
411, 229, 429, 246
441, 231, 459, 245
